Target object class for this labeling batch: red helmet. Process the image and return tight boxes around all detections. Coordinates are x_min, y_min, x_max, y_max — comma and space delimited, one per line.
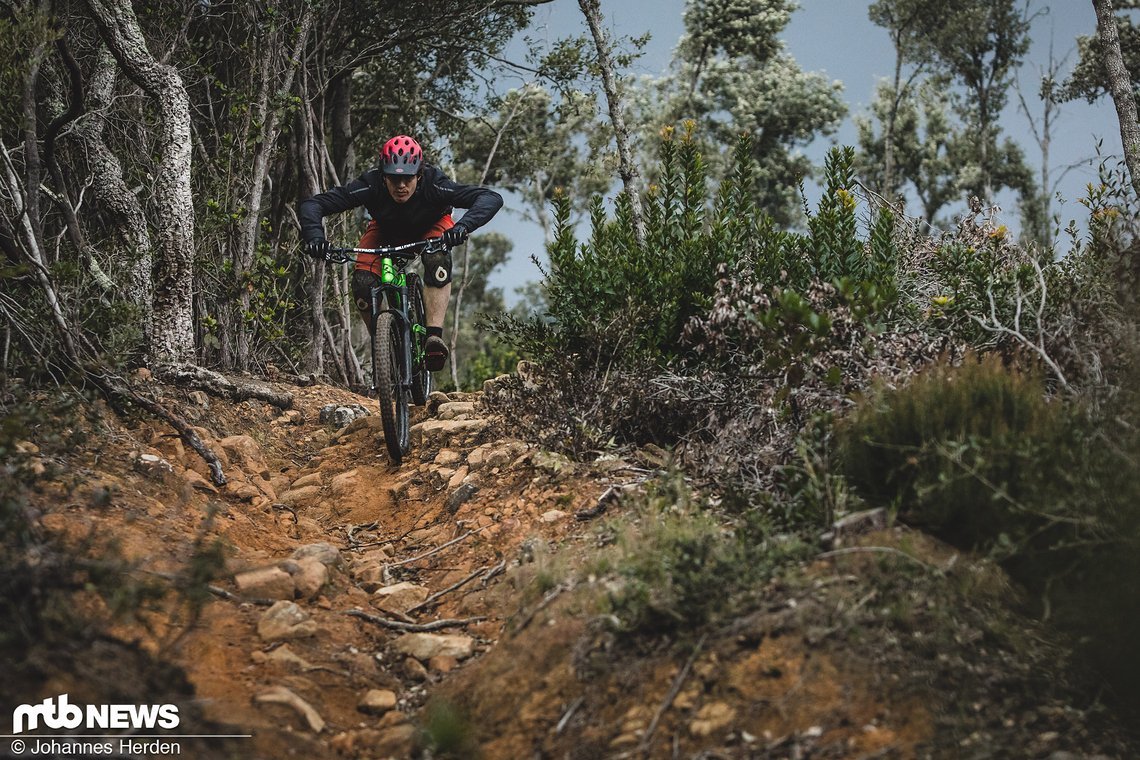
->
379, 135, 423, 175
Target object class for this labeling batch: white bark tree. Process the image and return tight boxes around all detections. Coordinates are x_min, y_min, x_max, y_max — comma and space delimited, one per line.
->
578, 0, 648, 248
74, 46, 155, 326
84, 0, 195, 365
1093, 0, 1140, 200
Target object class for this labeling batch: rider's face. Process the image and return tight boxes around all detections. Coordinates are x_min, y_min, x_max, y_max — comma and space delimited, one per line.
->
384, 173, 419, 203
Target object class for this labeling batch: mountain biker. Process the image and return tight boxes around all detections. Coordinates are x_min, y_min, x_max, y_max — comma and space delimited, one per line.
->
298, 135, 503, 372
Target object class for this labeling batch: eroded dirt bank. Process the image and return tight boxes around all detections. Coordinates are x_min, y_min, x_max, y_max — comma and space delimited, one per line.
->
2, 376, 1135, 759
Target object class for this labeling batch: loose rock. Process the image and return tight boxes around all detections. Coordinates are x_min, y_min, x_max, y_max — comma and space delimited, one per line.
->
257, 601, 318, 642
392, 633, 475, 661
357, 689, 398, 715
235, 566, 296, 600
371, 582, 429, 613
134, 453, 173, 477
689, 702, 736, 737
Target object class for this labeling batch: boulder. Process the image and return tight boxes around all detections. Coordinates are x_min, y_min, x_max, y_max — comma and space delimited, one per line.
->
219, 435, 271, 479
411, 419, 488, 448
291, 542, 342, 567
434, 449, 463, 467
289, 557, 329, 599
319, 404, 369, 427
330, 469, 359, 496
291, 472, 323, 490
446, 483, 479, 514
278, 485, 322, 507
436, 401, 476, 421
182, 469, 218, 494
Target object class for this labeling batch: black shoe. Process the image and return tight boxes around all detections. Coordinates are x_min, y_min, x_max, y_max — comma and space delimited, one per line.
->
425, 335, 448, 372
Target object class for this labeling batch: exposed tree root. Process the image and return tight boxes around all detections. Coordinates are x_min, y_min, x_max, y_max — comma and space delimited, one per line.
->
155, 363, 293, 409
87, 368, 228, 486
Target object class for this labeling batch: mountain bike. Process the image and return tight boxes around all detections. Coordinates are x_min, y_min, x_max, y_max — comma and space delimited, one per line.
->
325, 238, 450, 464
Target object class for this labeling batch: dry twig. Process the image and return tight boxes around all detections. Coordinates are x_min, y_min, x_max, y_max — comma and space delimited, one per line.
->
344, 608, 486, 632
638, 634, 707, 755
405, 564, 490, 614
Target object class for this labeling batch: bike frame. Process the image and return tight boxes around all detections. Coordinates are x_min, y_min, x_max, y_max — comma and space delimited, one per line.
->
327, 238, 442, 392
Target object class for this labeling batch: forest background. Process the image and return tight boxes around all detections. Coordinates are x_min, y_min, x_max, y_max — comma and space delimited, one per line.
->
3, 0, 1134, 392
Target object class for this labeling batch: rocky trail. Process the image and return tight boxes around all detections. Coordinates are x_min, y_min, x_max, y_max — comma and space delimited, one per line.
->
5, 375, 1137, 759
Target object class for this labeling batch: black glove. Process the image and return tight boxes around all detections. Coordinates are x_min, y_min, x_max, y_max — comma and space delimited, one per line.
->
441, 224, 469, 248
305, 238, 332, 261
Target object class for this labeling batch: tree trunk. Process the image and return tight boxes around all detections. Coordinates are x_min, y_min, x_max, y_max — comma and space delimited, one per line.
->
234, 8, 314, 371
578, 0, 647, 249
1093, 0, 1140, 201
74, 46, 155, 328
448, 91, 525, 387
296, 83, 326, 376
883, 43, 903, 195
85, 0, 195, 365
330, 72, 356, 182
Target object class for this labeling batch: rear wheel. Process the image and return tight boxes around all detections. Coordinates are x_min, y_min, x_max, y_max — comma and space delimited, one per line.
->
372, 312, 409, 463
408, 274, 432, 406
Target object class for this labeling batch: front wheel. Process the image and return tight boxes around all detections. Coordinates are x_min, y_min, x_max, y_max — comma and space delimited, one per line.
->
373, 312, 409, 463
408, 274, 432, 406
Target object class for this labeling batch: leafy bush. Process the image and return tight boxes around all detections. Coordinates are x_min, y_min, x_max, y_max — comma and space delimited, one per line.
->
595, 474, 808, 637
489, 132, 917, 465
836, 354, 1083, 549
836, 354, 1140, 713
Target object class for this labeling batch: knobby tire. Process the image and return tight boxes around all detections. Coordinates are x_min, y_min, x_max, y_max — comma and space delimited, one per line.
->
373, 312, 409, 463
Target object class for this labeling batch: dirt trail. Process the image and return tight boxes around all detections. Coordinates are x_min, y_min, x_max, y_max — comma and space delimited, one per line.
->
6, 377, 1136, 759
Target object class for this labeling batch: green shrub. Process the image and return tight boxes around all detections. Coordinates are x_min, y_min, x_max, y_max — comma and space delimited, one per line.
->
421, 699, 478, 758
836, 354, 1140, 714
597, 474, 807, 637
836, 354, 1079, 550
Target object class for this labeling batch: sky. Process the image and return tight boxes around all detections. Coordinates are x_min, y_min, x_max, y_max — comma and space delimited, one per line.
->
479, 1, 1123, 303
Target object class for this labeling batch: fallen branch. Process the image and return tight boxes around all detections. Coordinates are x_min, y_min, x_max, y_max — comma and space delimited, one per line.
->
386, 527, 487, 568
512, 583, 567, 635
344, 608, 486, 632
639, 634, 707, 755
255, 686, 324, 733
206, 584, 276, 607
405, 564, 490, 614
156, 363, 294, 409
482, 559, 507, 584
575, 482, 634, 521
554, 696, 585, 735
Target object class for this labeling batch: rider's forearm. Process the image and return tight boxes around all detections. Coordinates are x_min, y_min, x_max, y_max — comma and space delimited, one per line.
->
452, 188, 503, 233
297, 178, 370, 241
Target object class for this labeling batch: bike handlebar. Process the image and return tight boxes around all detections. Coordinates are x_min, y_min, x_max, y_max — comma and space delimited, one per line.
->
321, 237, 452, 266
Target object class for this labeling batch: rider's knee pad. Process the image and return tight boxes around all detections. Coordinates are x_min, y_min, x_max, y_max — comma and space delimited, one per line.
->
422, 250, 452, 287
351, 270, 379, 314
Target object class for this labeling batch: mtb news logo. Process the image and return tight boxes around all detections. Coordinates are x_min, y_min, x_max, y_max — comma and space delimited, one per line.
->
12, 694, 179, 734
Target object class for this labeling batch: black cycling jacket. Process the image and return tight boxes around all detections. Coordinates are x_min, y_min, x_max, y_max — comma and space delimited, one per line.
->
298, 164, 503, 244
